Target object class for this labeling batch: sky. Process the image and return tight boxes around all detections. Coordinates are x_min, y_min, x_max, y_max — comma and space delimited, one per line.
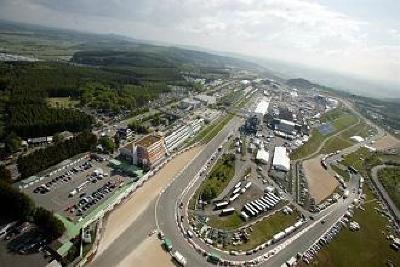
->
0, 0, 399, 85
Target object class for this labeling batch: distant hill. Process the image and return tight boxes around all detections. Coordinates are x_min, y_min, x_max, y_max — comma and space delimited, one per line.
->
0, 20, 260, 73
286, 78, 314, 89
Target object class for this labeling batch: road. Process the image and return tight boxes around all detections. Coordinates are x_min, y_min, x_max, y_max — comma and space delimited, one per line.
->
155, 116, 243, 266
92, 94, 388, 267
371, 165, 400, 221
153, 96, 382, 266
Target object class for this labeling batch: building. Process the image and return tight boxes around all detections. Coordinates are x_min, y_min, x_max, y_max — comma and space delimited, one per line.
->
179, 98, 202, 109
254, 98, 270, 120
117, 127, 133, 140
243, 115, 261, 134
27, 136, 53, 146
193, 94, 216, 106
272, 146, 290, 172
164, 119, 203, 153
273, 119, 299, 135
350, 136, 365, 143
136, 134, 166, 169
119, 142, 138, 164
58, 131, 74, 141
256, 148, 269, 164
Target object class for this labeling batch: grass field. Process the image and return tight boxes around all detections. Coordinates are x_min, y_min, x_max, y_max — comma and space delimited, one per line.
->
309, 186, 400, 267
197, 154, 235, 201
330, 165, 350, 181
377, 167, 400, 210
224, 211, 298, 251
291, 109, 358, 160
190, 113, 234, 145
207, 212, 244, 230
320, 136, 353, 154
47, 97, 79, 108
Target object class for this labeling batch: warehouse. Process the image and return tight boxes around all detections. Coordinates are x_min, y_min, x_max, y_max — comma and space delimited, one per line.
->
254, 98, 270, 118
256, 148, 269, 164
272, 146, 290, 172
164, 119, 203, 152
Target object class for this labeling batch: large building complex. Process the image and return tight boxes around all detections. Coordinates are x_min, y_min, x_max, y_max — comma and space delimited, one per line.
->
272, 146, 291, 172
254, 98, 270, 119
164, 119, 203, 152
136, 134, 167, 169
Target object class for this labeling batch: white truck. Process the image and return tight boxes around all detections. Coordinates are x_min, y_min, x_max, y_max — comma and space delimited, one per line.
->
172, 251, 187, 266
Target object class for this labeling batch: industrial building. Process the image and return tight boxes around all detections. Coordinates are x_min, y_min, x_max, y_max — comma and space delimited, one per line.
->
179, 98, 202, 109
117, 127, 133, 140
243, 115, 261, 134
164, 119, 203, 152
256, 148, 269, 164
254, 98, 270, 118
136, 134, 167, 169
272, 146, 291, 172
193, 94, 217, 106
119, 142, 138, 164
273, 119, 300, 135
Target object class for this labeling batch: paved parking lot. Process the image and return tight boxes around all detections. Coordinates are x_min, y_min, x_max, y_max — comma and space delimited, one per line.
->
0, 225, 50, 267
22, 156, 130, 222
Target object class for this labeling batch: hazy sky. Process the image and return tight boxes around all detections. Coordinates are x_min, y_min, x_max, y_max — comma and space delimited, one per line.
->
0, 0, 399, 84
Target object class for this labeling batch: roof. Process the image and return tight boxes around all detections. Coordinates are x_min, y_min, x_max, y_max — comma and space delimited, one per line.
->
279, 119, 296, 126
256, 149, 269, 163
123, 142, 136, 150
109, 159, 121, 166
136, 135, 162, 148
194, 94, 216, 104
272, 146, 290, 171
254, 99, 270, 115
350, 136, 365, 143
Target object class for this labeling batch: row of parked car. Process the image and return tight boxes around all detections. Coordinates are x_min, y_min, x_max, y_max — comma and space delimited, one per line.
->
241, 192, 280, 220
68, 181, 117, 217
33, 161, 93, 194
302, 219, 344, 264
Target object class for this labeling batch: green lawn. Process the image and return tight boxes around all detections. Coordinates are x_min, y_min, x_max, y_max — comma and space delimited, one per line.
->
331, 165, 350, 181
320, 136, 353, 154
47, 97, 79, 108
207, 212, 244, 230
190, 113, 234, 145
290, 109, 358, 160
197, 154, 236, 201
309, 186, 400, 267
224, 211, 299, 251
377, 167, 400, 210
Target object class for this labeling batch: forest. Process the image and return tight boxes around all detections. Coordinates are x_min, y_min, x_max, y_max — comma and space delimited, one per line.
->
17, 131, 97, 178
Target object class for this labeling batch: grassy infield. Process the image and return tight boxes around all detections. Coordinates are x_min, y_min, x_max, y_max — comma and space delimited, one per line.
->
290, 105, 400, 266
309, 148, 400, 266
290, 108, 359, 160
290, 108, 376, 160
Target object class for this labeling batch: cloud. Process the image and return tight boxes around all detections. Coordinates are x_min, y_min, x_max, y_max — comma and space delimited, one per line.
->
0, 0, 399, 84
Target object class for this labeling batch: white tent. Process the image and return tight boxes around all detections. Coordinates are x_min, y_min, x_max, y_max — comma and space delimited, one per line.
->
272, 147, 290, 172
256, 148, 269, 164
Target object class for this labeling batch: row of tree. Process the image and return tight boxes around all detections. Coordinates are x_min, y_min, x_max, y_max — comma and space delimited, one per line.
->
9, 104, 94, 138
0, 181, 65, 240
17, 131, 97, 178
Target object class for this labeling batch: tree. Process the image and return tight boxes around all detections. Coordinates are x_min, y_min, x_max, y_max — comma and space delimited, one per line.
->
33, 207, 65, 240
0, 181, 35, 220
53, 133, 64, 144
99, 136, 115, 153
4, 132, 22, 153
0, 164, 11, 182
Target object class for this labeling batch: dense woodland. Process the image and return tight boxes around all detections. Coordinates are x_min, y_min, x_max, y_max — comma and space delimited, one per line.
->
17, 131, 97, 178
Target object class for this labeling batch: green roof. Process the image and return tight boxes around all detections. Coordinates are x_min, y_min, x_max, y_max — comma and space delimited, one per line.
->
109, 159, 121, 166
56, 240, 73, 257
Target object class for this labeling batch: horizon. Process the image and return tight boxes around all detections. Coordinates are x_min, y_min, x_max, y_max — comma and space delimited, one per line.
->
0, 0, 399, 90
